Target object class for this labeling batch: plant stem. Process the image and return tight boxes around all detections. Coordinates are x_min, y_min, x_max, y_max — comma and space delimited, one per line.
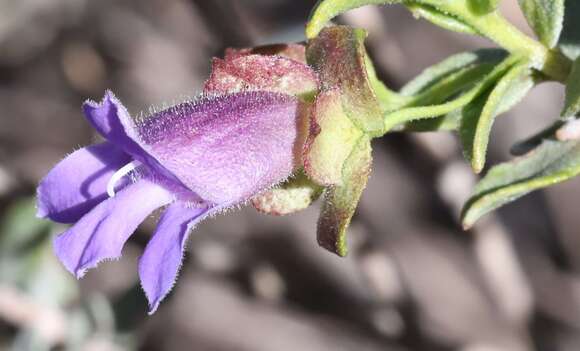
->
420, 1, 571, 82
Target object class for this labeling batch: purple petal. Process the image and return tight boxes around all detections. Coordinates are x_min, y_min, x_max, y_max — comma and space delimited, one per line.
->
83, 91, 195, 199
138, 91, 303, 206
138, 203, 213, 314
37, 142, 132, 223
54, 179, 174, 278
82, 91, 147, 159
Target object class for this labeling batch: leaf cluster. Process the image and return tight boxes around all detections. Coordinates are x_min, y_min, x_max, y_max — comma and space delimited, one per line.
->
297, 0, 580, 253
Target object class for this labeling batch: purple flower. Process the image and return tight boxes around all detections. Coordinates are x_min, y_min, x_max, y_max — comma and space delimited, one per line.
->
37, 90, 302, 313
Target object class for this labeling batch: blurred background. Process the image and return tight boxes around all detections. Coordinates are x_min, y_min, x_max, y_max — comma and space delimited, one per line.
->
0, 0, 578, 350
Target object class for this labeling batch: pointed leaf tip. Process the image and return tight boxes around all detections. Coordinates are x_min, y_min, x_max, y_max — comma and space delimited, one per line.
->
459, 57, 533, 173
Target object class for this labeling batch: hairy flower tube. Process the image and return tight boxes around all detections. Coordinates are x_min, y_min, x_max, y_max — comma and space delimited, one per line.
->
37, 90, 303, 313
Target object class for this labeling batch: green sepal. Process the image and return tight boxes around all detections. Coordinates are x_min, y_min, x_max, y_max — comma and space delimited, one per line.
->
306, 26, 384, 135
459, 58, 533, 173
558, 0, 580, 60
562, 57, 580, 117
252, 170, 324, 216
317, 136, 372, 256
518, 0, 564, 48
462, 138, 580, 229
304, 89, 364, 186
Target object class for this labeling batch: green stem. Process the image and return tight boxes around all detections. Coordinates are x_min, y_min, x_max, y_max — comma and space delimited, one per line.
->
381, 54, 521, 134
417, 1, 571, 82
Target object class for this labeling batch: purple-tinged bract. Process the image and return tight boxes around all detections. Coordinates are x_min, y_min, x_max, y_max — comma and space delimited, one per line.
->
37, 90, 302, 314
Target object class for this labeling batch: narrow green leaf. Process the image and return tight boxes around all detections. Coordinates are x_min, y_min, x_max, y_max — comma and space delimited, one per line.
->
401, 49, 507, 96
306, 0, 399, 39
306, 0, 485, 40
383, 54, 518, 133
412, 64, 497, 105
397, 64, 498, 132
558, 0, 580, 60
518, 0, 564, 48
395, 49, 506, 132
318, 136, 372, 256
407, 3, 478, 34
562, 57, 580, 117
494, 63, 535, 115
462, 139, 580, 228
459, 58, 532, 172
306, 26, 384, 135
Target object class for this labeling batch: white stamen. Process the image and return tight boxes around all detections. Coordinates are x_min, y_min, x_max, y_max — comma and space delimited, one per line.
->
107, 160, 142, 197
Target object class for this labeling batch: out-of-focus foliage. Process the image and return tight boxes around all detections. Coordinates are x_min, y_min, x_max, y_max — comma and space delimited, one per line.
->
0, 199, 136, 350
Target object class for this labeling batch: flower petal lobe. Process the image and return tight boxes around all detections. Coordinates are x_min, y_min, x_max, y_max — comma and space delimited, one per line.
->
37, 142, 132, 223
53, 179, 174, 278
139, 203, 212, 314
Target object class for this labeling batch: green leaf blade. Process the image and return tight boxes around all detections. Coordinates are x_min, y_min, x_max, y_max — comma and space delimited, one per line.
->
461, 59, 533, 173
563, 57, 580, 117
462, 139, 580, 228
401, 49, 507, 96
519, 0, 565, 48
383, 54, 518, 133
407, 3, 479, 34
